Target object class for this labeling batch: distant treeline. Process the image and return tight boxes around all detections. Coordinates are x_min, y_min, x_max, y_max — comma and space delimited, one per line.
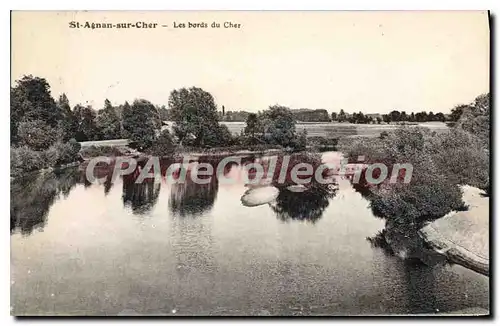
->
216, 107, 454, 124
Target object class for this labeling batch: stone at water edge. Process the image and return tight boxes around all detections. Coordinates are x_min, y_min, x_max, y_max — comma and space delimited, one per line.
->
286, 184, 307, 192
241, 186, 280, 207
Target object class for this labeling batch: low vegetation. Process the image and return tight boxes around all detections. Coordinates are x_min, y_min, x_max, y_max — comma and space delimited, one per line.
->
339, 93, 490, 229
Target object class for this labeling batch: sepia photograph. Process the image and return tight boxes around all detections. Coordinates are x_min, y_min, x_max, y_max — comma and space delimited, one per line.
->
10, 10, 490, 316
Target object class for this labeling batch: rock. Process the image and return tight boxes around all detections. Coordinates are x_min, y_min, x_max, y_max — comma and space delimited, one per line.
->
241, 186, 279, 207
287, 184, 307, 192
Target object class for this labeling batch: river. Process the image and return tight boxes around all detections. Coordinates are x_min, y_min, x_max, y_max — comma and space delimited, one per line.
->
10, 152, 489, 316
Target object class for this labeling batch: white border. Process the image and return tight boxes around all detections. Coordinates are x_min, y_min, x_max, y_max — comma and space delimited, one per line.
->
3, 1, 498, 325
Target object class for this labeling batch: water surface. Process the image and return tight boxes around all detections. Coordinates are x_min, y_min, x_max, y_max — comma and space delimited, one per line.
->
10, 152, 489, 315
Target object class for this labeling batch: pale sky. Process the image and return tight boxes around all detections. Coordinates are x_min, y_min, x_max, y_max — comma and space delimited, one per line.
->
11, 11, 489, 113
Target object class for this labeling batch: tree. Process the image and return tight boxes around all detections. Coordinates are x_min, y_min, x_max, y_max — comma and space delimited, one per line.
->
204, 124, 234, 147
149, 129, 175, 156
57, 93, 78, 141
331, 112, 338, 121
168, 87, 221, 147
122, 99, 158, 149
400, 111, 408, 122
388, 110, 401, 122
435, 112, 446, 122
415, 111, 428, 122
260, 105, 297, 147
382, 114, 391, 123
455, 93, 490, 146
376, 117, 382, 124
450, 105, 469, 122
409, 112, 416, 122
73, 104, 100, 141
17, 119, 59, 151
96, 99, 121, 140
244, 113, 261, 139
338, 109, 347, 123
428, 111, 435, 122
11, 75, 63, 144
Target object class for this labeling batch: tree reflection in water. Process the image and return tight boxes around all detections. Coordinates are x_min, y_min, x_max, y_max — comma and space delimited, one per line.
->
10, 167, 80, 235
122, 168, 161, 215
266, 153, 338, 223
168, 156, 221, 218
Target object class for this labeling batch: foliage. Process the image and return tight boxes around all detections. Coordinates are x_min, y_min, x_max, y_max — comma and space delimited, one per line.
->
338, 109, 347, 122
11, 75, 63, 144
244, 113, 261, 138
73, 104, 100, 141
338, 126, 476, 225
292, 108, 330, 122
260, 105, 297, 147
148, 130, 176, 156
96, 99, 122, 140
168, 87, 221, 147
80, 145, 128, 158
455, 93, 490, 146
122, 99, 158, 149
17, 119, 59, 151
57, 93, 78, 141
11, 146, 44, 175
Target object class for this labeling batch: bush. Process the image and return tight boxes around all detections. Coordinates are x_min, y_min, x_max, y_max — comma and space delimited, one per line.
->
428, 129, 489, 190
52, 142, 81, 165
80, 145, 125, 158
204, 124, 234, 147
11, 146, 45, 175
11, 141, 81, 176
149, 130, 176, 156
290, 129, 307, 151
17, 119, 59, 151
340, 126, 472, 225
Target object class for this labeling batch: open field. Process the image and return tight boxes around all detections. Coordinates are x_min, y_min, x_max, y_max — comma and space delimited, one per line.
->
164, 121, 449, 138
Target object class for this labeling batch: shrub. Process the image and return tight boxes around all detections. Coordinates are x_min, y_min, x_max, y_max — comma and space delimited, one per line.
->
149, 130, 176, 157
290, 129, 307, 151
11, 146, 45, 175
53, 142, 81, 165
428, 129, 489, 190
80, 145, 125, 158
17, 119, 59, 151
340, 126, 472, 225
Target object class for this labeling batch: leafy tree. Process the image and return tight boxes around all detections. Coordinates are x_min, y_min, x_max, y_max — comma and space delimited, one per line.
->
339, 127, 467, 226
17, 119, 59, 150
57, 93, 78, 141
244, 113, 262, 139
338, 109, 347, 123
204, 124, 234, 147
455, 93, 490, 146
331, 112, 338, 121
122, 99, 158, 149
435, 112, 446, 122
96, 99, 121, 140
415, 111, 428, 122
168, 87, 221, 146
388, 110, 401, 122
382, 114, 390, 123
149, 129, 175, 156
428, 111, 435, 121
260, 105, 297, 147
450, 105, 469, 122
73, 104, 100, 141
292, 109, 330, 122
409, 112, 416, 122
400, 111, 408, 121
376, 117, 382, 124
11, 75, 63, 144
157, 105, 170, 121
